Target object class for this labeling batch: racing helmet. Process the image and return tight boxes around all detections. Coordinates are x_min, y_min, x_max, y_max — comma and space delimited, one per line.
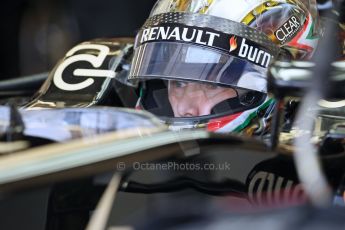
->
128, 0, 320, 133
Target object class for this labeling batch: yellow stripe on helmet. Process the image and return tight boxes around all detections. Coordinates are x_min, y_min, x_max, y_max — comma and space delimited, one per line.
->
199, 0, 214, 14
172, 0, 214, 14
175, 0, 190, 11
241, 1, 280, 25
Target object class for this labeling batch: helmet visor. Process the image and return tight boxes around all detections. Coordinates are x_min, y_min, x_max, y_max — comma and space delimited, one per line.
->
130, 42, 268, 93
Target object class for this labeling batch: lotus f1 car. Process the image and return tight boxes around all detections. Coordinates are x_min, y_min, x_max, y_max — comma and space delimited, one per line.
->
0, 1, 345, 230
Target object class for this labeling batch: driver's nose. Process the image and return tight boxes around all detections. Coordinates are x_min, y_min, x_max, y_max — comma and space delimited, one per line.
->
177, 102, 199, 117
176, 85, 212, 117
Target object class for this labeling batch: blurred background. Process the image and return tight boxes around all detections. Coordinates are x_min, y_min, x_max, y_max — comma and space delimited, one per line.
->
0, 0, 157, 79
1, 0, 343, 80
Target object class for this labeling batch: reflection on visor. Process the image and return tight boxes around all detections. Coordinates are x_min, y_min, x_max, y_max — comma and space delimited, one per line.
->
130, 42, 268, 93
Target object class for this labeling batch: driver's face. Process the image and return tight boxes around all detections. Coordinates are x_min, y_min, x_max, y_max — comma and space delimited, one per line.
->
168, 81, 237, 117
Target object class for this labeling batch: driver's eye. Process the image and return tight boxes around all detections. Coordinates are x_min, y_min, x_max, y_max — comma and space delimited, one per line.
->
172, 81, 187, 88
204, 84, 218, 90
